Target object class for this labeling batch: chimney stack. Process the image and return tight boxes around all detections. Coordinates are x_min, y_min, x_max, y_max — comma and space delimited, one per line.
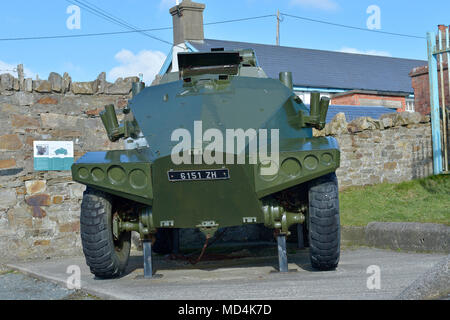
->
170, 0, 205, 46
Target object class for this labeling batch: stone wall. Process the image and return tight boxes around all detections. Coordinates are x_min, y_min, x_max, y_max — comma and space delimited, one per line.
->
0, 68, 439, 263
0, 69, 137, 262
314, 112, 435, 189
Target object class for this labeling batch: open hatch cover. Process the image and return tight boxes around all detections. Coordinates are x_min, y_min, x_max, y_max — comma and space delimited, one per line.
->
178, 51, 240, 77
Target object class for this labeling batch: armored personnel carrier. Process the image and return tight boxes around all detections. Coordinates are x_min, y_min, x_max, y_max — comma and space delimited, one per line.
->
72, 49, 341, 278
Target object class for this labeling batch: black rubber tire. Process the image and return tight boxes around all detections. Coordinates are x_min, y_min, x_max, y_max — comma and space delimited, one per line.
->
308, 173, 340, 271
80, 187, 131, 278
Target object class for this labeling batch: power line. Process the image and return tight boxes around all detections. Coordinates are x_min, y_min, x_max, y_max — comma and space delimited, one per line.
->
280, 12, 426, 40
204, 14, 276, 26
74, 0, 275, 47
0, 27, 174, 41
0, 14, 276, 42
68, 0, 144, 32
65, 0, 180, 47
66, 0, 128, 29
0, 7, 425, 44
74, 0, 181, 47
74, 0, 140, 28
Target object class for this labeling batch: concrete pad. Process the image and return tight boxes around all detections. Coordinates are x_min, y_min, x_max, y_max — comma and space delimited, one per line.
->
397, 254, 449, 300
7, 247, 446, 300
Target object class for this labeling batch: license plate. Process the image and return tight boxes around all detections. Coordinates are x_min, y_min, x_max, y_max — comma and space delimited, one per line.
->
167, 169, 230, 182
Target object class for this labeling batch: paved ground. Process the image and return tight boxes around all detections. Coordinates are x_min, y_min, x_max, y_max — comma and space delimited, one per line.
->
0, 269, 97, 300
397, 254, 449, 300
5, 246, 447, 300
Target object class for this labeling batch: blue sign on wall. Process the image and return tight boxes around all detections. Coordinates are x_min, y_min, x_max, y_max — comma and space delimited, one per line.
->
33, 141, 74, 171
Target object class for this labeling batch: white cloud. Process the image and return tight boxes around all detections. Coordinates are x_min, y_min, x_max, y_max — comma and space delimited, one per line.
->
108, 49, 167, 84
0, 60, 35, 79
290, 0, 339, 11
340, 47, 392, 57
159, 0, 178, 10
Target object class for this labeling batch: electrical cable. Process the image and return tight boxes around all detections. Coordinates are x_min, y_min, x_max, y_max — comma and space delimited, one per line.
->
280, 12, 426, 40
66, 0, 181, 47
0, 8, 426, 44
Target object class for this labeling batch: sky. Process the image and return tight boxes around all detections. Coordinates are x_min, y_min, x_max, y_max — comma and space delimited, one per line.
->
0, 0, 448, 83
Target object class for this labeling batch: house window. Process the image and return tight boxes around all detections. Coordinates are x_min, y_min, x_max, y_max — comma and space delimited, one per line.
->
405, 98, 415, 112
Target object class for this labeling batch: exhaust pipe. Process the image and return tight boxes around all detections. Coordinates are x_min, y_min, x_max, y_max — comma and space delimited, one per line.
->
309, 92, 330, 130
100, 104, 120, 141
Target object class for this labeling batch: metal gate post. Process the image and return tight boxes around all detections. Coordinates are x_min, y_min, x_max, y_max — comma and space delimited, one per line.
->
447, 27, 450, 171
438, 26, 449, 172
427, 32, 443, 174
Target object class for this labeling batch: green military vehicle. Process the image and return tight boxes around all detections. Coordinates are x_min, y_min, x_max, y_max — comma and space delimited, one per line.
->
72, 49, 341, 278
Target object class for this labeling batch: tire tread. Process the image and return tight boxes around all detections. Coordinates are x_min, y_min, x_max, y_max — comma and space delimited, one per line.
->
80, 187, 130, 278
308, 173, 340, 271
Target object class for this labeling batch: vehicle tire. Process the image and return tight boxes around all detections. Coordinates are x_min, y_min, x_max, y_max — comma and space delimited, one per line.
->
80, 187, 131, 278
308, 173, 340, 271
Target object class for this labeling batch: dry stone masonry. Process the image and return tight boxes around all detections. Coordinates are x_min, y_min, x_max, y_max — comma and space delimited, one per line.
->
0, 68, 136, 262
314, 111, 434, 188
0, 66, 437, 262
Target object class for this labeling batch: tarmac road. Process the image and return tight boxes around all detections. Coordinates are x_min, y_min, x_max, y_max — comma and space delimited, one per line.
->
0, 266, 96, 300
5, 246, 447, 300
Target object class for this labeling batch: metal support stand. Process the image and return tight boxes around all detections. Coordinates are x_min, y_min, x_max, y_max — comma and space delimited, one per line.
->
143, 239, 153, 278
172, 228, 180, 254
277, 234, 288, 272
297, 224, 305, 249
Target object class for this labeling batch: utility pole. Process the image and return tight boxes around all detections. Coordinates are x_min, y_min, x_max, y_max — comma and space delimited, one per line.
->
276, 9, 280, 46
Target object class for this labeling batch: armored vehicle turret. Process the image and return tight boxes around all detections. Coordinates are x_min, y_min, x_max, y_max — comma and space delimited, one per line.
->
72, 49, 341, 278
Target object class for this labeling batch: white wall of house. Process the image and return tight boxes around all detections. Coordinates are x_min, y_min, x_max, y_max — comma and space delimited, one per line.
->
171, 43, 188, 73
294, 91, 332, 105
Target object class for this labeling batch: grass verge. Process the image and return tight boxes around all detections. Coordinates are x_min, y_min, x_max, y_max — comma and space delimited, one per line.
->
340, 174, 450, 226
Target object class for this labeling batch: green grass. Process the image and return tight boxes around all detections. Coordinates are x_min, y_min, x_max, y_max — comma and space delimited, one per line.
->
0, 269, 16, 276
340, 174, 450, 226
